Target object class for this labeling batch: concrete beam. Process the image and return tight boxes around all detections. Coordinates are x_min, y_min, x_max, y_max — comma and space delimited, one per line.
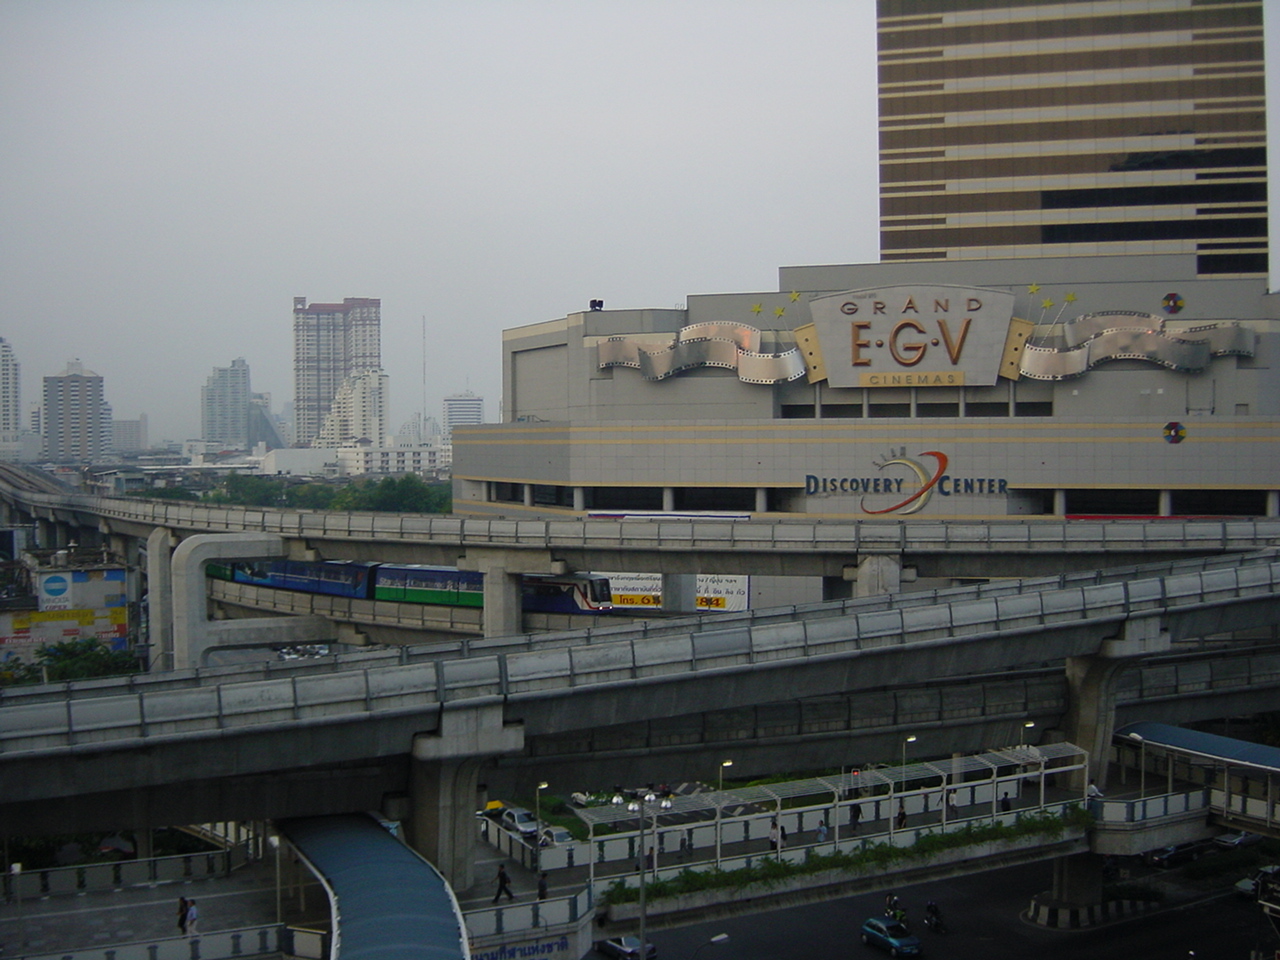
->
171, 533, 335, 669
459, 547, 567, 638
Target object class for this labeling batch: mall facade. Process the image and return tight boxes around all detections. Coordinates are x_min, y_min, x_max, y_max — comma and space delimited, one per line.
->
452, 253, 1280, 521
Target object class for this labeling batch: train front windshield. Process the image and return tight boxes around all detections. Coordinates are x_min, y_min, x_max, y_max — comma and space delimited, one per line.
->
587, 577, 612, 604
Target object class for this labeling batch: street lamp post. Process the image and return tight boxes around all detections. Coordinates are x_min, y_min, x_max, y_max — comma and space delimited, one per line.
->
534, 781, 548, 867
901, 735, 917, 788
1128, 733, 1146, 807
719, 759, 733, 793
690, 933, 730, 960
629, 790, 658, 960
1020, 721, 1035, 746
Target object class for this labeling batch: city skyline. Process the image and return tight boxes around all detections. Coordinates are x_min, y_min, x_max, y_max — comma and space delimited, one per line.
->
1, 2, 1278, 443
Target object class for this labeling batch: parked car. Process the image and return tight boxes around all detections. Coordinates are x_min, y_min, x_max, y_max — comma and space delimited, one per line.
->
1144, 839, 1214, 868
860, 917, 922, 957
539, 826, 574, 846
1235, 865, 1280, 898
595, 936, 657, 959
1215, 831, 1261, 849
500, 806, 539, 837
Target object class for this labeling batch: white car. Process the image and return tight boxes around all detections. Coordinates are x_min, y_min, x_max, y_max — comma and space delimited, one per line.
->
500, 806, 539, 836
539, 826, 574, 846
1235, 865, 1280, 898
1215, 831, 1262, 849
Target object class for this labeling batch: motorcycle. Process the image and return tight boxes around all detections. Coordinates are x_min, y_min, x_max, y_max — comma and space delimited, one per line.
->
922, 901, 948, 935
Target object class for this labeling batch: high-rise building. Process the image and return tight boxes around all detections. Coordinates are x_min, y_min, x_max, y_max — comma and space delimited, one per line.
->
877, 0, 1267, 276
443, 391, 484, 437
0, 338, 19, 438
314, 370, 389, 448
293, 297, 381, 446
201, 358, 252, 450
111, 414, 148, 453
43, 360, 112, 463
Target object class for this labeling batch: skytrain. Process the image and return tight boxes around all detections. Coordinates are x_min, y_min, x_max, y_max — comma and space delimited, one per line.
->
206, 559, 613, 614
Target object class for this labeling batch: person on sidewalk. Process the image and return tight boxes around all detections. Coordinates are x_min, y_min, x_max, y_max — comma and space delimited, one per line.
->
177, 896, 189, 934
537, 872, 548, 901
492, 865, 514, 904
185, 899, 198, 936
895, 800, 908, 830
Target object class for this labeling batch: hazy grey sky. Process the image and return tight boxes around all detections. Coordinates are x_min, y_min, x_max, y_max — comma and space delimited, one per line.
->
1, 0, 878, 442
1, 2, 1275, 444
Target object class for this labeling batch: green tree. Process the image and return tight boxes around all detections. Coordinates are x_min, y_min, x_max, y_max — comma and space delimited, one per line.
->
211, 473, 288, 507
0, 639, 141, 687
286, 483, 339, 510
129, 486, 200, 501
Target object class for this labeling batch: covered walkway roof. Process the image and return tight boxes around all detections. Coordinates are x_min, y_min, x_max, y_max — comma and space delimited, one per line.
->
1116, 721, 1280, 776
277, 814, 468, 960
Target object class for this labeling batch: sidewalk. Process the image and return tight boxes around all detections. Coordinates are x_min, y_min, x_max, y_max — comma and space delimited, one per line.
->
0, 860, 281, 956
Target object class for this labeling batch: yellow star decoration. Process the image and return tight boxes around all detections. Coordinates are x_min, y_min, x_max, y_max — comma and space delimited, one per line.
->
1028, 283, 1041, 294
751, 303, 763, 315
789, 290, 801, 302
1041, 298, 1055, 310
775, 306, 787, 318
1064, 292, 1077, 303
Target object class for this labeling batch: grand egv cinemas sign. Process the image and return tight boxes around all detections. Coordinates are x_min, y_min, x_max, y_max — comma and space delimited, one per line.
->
800, 284, 1025, 388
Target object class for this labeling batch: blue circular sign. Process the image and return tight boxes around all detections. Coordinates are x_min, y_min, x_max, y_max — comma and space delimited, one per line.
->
43, 574, 69, 596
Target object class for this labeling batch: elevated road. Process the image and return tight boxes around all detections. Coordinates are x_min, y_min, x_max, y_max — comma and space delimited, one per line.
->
3, 549, 1278, 816
2, 472, 1279, 578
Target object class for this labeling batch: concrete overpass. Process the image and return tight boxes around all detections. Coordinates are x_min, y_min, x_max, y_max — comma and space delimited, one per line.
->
3, 547, 1279, 890
2, 466, 1279, 640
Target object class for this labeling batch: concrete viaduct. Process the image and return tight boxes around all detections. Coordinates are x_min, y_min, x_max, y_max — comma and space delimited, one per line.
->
2, 541, 1279, 891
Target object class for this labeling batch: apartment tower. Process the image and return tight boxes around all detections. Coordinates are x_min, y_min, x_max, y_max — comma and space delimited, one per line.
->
43, 360, 112, 462
292, 297, 381, 446
0, 339, 19, 440
876, 0, 1267, 275
201, 357, 252, 450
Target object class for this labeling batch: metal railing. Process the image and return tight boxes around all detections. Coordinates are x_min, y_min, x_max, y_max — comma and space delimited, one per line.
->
2, 845, 250, 900
17, 924, 283, 960
7, 485, 1280, 555
1093, 788, 1211, 824
2, 552, 1278, 757
464, 886, 593, 938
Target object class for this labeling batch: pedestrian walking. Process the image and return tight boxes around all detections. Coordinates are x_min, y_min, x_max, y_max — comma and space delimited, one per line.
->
177, 896, 189, 934
895, 800, 908, 830
769, 820, 779, 850
492, 865, 514, 904
849, 803, 862, 832
1000, 791, 1011, 813
946, 791, 958, 821
185, 900, 198, 936
816, 819, 828, 843
537, 872, 548, 901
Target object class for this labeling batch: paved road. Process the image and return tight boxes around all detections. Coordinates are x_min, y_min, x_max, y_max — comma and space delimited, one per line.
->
640, 861, 1279, 960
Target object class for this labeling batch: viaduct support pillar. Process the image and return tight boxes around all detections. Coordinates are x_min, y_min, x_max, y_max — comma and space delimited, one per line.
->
1047, 616, 1171, 916
853, 555, 901, 598
460, 549, 566, 639
146, 527, 176, 672
661, 573, 697, 613
409, 704, 524, 890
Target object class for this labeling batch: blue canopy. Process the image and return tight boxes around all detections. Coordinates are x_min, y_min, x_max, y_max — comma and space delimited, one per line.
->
1116, 721, 1280, 775
278, 814, 469, 960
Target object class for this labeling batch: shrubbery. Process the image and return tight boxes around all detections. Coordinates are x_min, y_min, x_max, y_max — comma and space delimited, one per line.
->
603, 807, 1089, 905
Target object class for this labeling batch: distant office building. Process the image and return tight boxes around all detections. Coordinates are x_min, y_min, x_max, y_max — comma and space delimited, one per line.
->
314, 370, 389, 448
111, 414, 148, 453
877, 0, 1267, 275
293, 297, 381, 446
443, 392, 484, 437
201, 358, 251, 450
42, 360, 112, 463
0, 338, 19, 438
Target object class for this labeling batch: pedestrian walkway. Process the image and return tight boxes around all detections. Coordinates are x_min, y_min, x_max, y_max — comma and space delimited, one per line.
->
0, 859, 282, 956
